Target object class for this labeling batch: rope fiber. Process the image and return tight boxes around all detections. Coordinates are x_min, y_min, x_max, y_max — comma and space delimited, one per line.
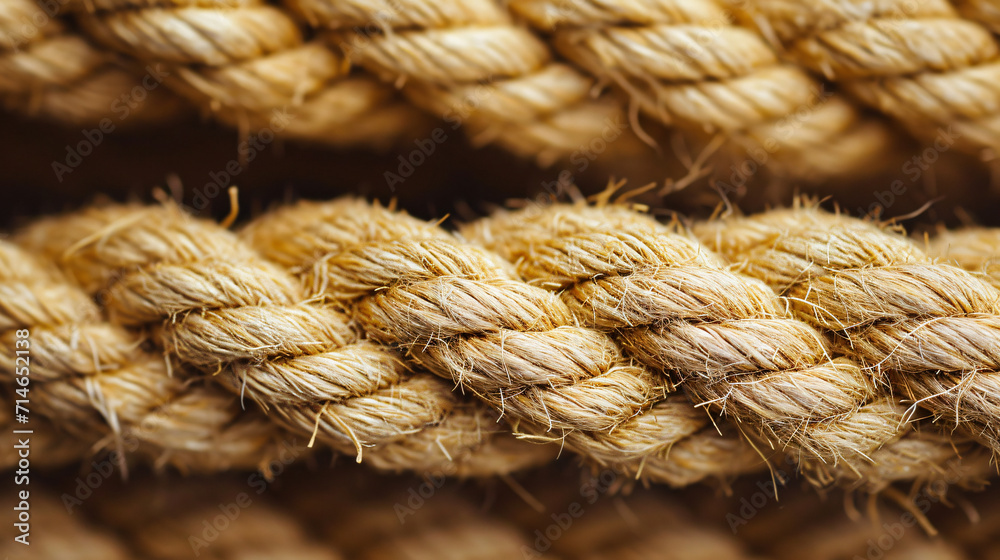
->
4, 196, 999, 493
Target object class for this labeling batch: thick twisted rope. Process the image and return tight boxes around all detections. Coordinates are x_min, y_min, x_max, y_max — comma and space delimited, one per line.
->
67, 0, 431, 148
17, 202, 548, 477
10, 0, 1000, 179
241, 198, 764, 486
284, 0, 638, 165
696, 204, 1000, 457
5, 196, 1000, 492
463, 201, 998, 491
464, 203, 906, 477
0, 0, 184, 125
0, 239, 286, 472
508, 0, 894, 179
730, 0, 1000, 154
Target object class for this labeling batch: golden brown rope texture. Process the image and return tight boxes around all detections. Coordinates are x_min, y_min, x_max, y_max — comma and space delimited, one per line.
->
8, 0, 1000, 175
0, 0, 184, 125
0, 239, 287, 473
696, 204, 1000, 461
730, 0, 1000, 155
464, 203, 998, 491
7, 197, 1000, 491
241, 198, 763, 487
7, 0, 1000, 175
465, 204, 906, 476
277, 0, 635, 164
65, 0, 432, 149
17, 202, 550, 477
508, 0, 895, 178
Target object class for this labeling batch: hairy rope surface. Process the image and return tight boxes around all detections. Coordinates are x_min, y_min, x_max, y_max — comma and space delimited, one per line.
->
10, 0, 1000, 178
242, 198, 764, 486
697, 204, 1000, 457
0, 0, 184, 125
18, 203, 549, 477
509, 0, 894, 178
0, 239, 286, 473
4, 197, 1000, 491
66, 0, 431, 148
730, 0, 1000, 155
465, 203, 906, 475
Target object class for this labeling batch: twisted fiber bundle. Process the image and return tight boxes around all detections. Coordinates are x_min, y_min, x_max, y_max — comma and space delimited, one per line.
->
18, 202, 548, 477
0, 0, 184, 125
11, 0, 1000, 171
465, 203, 906, 477
696, 204, 1000, 460
242, 198, 764, 486
730, 0, 1000, 154
0, 240, 287, 472
284, 0, 637, 164
7, 197, 1000, 490
509, 0, 894, 178
66, 0, 431, 149
465, 202, 1000, 491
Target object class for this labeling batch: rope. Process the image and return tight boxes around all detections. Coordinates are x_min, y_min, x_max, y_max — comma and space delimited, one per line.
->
10, 0, 1000, 180
0, 239, 287, 473
509, 0, 895, 177
242, 198, 762, 486
15, 202, 548, 477
5, 196, 1000, 493
696, 204, 1000, 458
730, 0, 1000, 152
65, 0, 432, 148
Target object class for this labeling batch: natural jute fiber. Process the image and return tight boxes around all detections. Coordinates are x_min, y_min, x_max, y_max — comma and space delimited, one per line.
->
729, 0, 1000, 152
9, 0, 1000, 179
8, 450, 1000, 559
16, 202, 549, 477
697, 203, 1000, 459
0, 239, 287, 473
5, 196, 1000, 494
0, 0, 185, 126
508, 0, 894, 177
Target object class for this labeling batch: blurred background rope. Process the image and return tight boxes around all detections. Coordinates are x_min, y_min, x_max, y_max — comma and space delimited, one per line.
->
7, 0, 1000, 185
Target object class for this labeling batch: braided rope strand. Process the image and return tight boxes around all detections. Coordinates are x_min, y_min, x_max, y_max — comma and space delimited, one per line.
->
696, 204, 1000, 456
17, 202, 547, 476
0, 239, 286, 472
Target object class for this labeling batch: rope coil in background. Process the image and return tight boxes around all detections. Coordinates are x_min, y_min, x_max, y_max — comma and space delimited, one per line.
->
7, 0, 1000, 185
